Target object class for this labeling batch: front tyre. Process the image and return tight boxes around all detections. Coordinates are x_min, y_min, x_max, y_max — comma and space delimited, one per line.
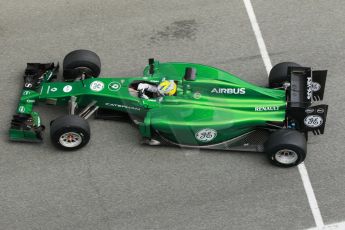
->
50, 115, 90, 150
265, 129, 306, 167
63, 49, 101, 81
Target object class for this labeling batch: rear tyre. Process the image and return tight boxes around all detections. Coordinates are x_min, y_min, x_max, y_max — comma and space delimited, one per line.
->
63, 49, 101, 81
50, 115, 90, 150
269, 62, 301, 88
265, 129, 306, 167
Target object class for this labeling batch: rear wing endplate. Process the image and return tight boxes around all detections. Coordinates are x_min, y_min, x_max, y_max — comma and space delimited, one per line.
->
303, 104, 328, 135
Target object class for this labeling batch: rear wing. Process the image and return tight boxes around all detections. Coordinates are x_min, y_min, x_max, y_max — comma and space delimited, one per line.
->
288, 67, 327, 108
286, 67, 328, 135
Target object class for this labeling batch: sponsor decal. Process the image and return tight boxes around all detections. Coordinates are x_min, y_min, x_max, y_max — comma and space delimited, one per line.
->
305, 108, 314, 114
22, 91, 30, 96
63, 85, 72, 93
317, 108, 325, 114
18, 106, 25, 113
149, 80, 160, 83
108, 82, 121, 91
312, 82, 321, 92
255, 106, 279, 112
90, 81, 104, 92
195, 128, 217, 142
193, 92, 201, 99
105, 102, 141, 111
24, 83, 33, 88
306, 76, 312, 100
304, 115, 323, 128
51, 87, 58, 92
211, 88, 246, 95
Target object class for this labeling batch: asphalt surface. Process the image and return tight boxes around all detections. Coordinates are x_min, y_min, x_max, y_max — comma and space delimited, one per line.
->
0, 0, 343, 229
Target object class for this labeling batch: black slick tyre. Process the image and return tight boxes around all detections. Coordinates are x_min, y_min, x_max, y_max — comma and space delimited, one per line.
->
63, 49, 101, 81
50, 115, 90, 150
269, 62, 301, 88
264, 129, 307, 167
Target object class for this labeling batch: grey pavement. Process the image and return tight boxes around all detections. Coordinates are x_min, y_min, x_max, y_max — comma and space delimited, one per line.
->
0, 0, 343, 229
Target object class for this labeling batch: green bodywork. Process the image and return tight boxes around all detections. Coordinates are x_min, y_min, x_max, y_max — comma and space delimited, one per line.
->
10, 61, 286, 145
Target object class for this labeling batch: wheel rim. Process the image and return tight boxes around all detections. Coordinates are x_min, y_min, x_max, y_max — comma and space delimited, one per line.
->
274, 149, 298, 165
59, 132, 82, 148
74, 67, 93, 78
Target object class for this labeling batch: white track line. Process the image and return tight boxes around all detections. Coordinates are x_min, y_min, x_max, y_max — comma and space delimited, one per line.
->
242, 0, 325, 229
242, 0, 272, 74
298, 162, 324, 228
307, 221, 345, 230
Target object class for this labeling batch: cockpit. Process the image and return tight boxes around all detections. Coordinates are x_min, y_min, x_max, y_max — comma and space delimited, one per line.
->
128, 67, 196, 99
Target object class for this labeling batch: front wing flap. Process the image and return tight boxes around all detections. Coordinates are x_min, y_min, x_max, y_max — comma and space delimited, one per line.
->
9, 63, 58, 142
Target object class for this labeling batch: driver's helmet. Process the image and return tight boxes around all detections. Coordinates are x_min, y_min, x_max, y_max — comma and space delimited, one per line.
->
157, 80, 177, 96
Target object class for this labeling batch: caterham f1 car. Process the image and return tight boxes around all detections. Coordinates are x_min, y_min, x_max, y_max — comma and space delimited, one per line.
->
9, 50, 328, 167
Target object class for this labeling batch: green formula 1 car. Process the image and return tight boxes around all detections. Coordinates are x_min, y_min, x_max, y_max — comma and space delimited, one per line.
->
9, 50, 328, 167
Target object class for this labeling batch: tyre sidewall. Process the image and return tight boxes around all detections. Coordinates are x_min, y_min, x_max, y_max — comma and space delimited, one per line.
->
268, 144, 305, 167
51, 126, 90, 151
269, 62, 301, 88
265, 129, 307, 167
65, 60, 100, 78
63, 50, 101, 80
